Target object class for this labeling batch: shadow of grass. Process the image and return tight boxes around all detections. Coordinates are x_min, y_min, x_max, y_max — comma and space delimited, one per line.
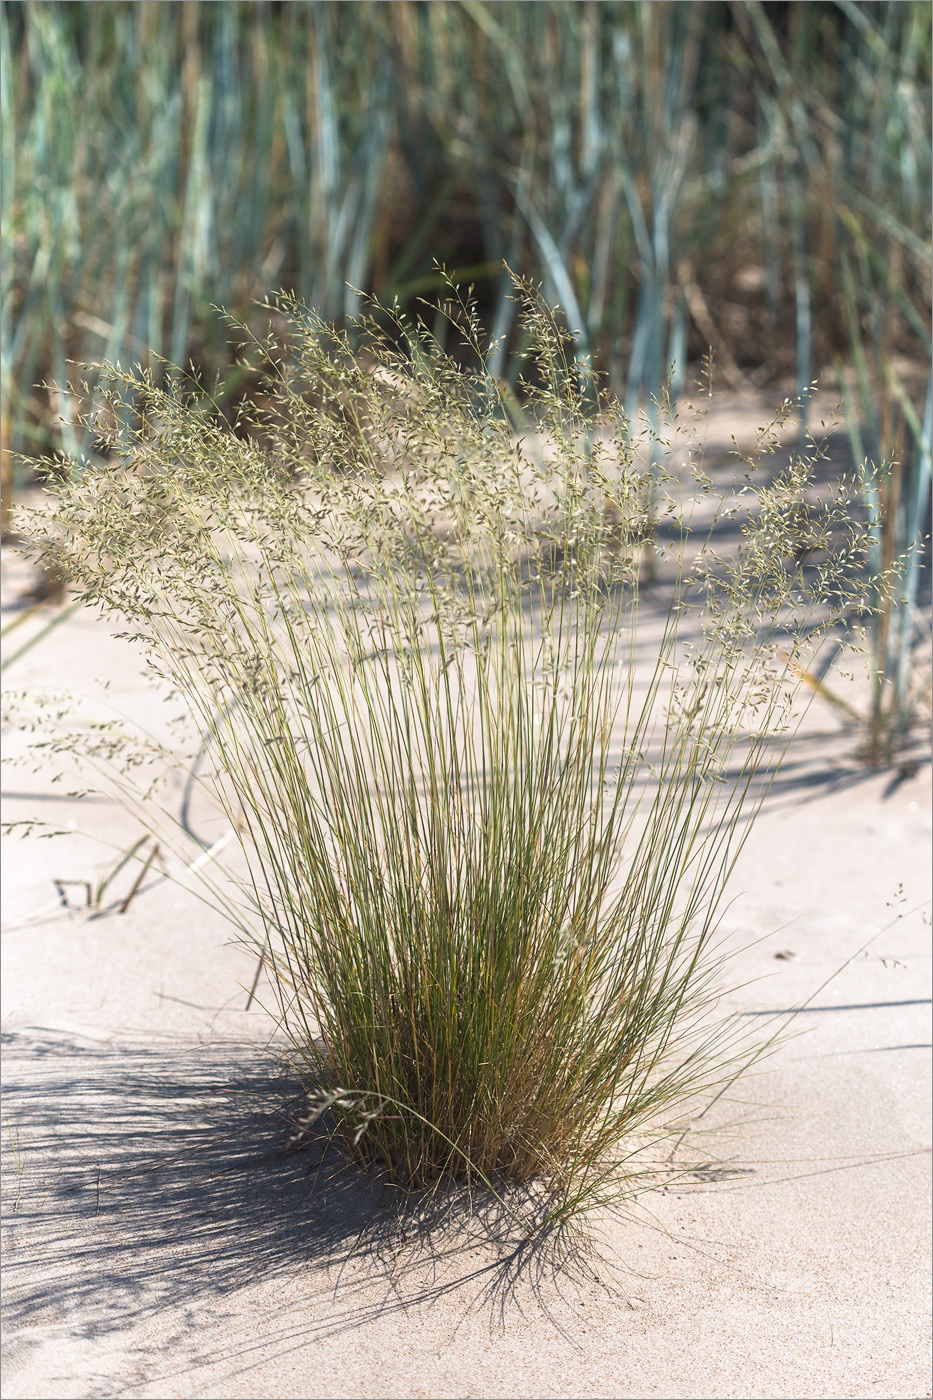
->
0, 1027, 605, 1371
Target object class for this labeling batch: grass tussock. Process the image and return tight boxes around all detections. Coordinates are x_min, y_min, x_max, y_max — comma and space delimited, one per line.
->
11, 278, 867, 1232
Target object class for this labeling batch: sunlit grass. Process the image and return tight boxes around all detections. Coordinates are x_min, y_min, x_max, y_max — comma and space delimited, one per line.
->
8, 278, 868, 1235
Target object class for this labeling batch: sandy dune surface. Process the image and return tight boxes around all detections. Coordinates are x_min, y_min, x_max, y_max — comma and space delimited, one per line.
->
2, 514, 930, 1400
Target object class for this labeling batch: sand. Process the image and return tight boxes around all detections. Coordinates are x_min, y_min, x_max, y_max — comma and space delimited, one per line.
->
2, 482, 931, 1400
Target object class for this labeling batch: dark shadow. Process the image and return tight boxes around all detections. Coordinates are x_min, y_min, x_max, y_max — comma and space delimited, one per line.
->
679, 724, 931, 822
669, 1146, 931, 1196
0, 1027, 605, 1378
0, 790, 114, 804
802, 1043, 932, 1057
742, 998, 932, 1016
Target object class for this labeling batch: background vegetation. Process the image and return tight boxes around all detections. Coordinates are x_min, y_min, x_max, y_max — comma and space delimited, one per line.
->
3, 2, 930, 442
2, 0, 931, 751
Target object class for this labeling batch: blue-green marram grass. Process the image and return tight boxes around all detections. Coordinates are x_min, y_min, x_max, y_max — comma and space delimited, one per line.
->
13, 280, 866, 1233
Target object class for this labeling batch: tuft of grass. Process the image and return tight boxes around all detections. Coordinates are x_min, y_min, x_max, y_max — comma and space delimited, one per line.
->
12, 278, 866, 1234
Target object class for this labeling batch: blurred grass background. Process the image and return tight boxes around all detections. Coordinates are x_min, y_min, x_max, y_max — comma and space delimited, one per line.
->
1, 0, 931, 752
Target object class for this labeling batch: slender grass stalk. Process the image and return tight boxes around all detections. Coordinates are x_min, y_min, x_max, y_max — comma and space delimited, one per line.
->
738, 0, 931, 760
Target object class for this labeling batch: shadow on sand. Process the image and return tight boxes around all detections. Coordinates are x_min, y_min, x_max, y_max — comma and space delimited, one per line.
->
1, 1027, 608, 1379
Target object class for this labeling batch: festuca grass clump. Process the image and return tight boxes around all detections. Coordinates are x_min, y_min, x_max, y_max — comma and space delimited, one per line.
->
14, 276, 865, 1234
